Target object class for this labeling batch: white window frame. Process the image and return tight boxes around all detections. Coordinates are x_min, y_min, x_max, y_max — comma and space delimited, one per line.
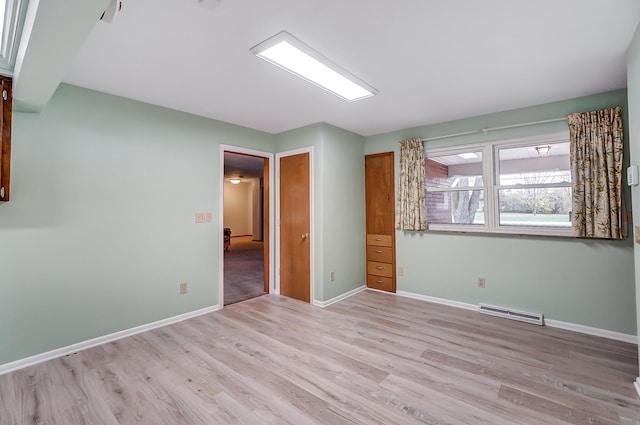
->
425, 131, 575, 237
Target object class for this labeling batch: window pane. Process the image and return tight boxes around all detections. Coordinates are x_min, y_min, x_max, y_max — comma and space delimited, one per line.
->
426, 151, 483, 189
498, 187, 572, 227
427, 190, 484, 224
498, 142, 570, 185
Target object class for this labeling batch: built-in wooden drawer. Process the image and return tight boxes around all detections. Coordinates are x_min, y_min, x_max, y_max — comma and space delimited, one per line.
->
367, 275, 393, 291
367, 261, 393, 278
366, 245, 393, 263
367, 234, 392, 247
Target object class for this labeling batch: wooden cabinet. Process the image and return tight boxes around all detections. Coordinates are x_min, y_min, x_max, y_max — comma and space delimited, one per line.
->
0, 76, 12, 202
365, 152, 395, 293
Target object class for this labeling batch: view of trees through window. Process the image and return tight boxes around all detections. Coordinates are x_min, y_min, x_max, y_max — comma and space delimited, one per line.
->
425, 137, 573, 234
497, 170, 571, 227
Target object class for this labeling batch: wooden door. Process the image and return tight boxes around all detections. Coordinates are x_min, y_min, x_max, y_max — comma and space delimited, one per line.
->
279, 153, 311, 302
365, 152, 396, 293
365, 153, 394, 234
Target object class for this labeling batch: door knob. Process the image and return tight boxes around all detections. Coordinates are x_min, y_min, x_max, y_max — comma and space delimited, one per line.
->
301, 233, 310, 239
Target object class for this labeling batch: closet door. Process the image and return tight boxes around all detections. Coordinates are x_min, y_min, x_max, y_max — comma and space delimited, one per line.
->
365, 152, 395, 293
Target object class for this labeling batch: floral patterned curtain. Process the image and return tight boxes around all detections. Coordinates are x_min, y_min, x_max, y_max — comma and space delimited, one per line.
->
567, 107, 626, 239
395, 138, 427, 230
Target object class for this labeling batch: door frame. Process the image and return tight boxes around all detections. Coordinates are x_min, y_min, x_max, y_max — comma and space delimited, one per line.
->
275, 147, 314, 302
219, 144, 274, 307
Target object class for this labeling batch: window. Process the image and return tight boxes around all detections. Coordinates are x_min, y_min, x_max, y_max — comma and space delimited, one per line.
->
426, 149, 486, 226
0, 0, 29, 74
425, 132, 573, 236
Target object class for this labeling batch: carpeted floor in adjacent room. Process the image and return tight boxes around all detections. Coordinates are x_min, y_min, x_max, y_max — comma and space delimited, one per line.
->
224, 236, 266, 305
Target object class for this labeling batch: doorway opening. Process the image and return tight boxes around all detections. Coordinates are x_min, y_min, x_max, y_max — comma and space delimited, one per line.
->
221, 147, 272, 306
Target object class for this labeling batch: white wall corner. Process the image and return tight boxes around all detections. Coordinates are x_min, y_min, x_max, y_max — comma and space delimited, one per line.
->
0, 304, 221, 376
314, 285, 366, 308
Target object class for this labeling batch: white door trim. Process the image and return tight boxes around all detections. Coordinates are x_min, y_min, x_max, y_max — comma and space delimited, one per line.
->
275, 147, 314, 301
219, 144, 274, 307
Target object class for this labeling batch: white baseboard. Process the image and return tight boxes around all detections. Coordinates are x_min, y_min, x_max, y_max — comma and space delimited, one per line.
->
635, 377, 640, 399
314, 285, 366, 308
544, 319, 638, 344
395, 290, 478, 311
393, 290, 637, 344
0, 305, 221, 376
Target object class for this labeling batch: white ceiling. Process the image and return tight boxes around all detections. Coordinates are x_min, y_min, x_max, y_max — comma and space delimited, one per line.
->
62, 0, 640, 137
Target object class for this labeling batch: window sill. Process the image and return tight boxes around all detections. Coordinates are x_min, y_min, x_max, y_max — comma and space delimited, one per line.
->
424, 224, 575, 239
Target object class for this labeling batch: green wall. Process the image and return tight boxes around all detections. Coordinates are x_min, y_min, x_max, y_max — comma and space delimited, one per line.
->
365, 90, 637, 335
317, 124, 366, 301
2, 80, 636, 367
626, 22, 640, 369
0, 84, 274, 364
274, 123, 366, 302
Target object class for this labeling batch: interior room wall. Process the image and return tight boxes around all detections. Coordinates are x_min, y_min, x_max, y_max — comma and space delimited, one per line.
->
625, 21, 640, 370
318, 124, 366, 302
0, 84, 274, 365
251, 177, 263, 241
365, 89, 636, 336
274, 123, 366, 303
223, 180, 253, 237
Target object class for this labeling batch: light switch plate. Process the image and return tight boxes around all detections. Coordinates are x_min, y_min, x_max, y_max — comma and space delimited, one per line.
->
195, 212, 206, 223
205, 212, 213, 222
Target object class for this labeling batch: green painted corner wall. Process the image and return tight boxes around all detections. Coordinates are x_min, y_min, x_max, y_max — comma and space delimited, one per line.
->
365, 90, 637, 335
0, 84, 274, 364
317, 124, 366, 301
626, 21, 640, 368
273, 123, 366, 302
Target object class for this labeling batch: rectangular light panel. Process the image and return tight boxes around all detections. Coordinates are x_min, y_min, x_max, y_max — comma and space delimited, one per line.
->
251, 31, 377, 102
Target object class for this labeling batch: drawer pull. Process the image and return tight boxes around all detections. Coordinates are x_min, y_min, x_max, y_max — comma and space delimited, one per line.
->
376, 266, 384, 270
375, 237, 383, 241
375, 250, 383, 254
375, 280, 383, 284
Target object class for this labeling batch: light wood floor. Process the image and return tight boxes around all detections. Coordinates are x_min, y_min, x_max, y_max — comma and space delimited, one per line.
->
1, 290, 639, 424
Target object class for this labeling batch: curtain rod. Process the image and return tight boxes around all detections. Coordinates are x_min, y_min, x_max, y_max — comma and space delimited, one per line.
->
420, 117, 566, 142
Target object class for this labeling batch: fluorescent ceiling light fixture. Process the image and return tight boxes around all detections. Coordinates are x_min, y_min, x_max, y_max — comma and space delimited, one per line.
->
250, 31, 377, 102
458, 152, 478, 160
229, 178, 241, 184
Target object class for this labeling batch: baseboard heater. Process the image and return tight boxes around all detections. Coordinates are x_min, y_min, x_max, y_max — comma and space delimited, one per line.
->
479, 303, 544, 326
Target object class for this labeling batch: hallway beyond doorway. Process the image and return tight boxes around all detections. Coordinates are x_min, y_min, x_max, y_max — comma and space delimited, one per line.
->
224, 236, 266, 305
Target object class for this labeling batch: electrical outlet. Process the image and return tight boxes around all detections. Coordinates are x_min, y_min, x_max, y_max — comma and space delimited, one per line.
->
330, 271, 335, 281
180, 282, 188, 294
398, 266, 404, 277
477, 277, 486, 288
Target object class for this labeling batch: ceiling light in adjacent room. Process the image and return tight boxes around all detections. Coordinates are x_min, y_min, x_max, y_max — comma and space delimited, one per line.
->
250, 31, 378, 102
535, 145, 551, 155
229, 178, 241, 184
458, 152, 478, 160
